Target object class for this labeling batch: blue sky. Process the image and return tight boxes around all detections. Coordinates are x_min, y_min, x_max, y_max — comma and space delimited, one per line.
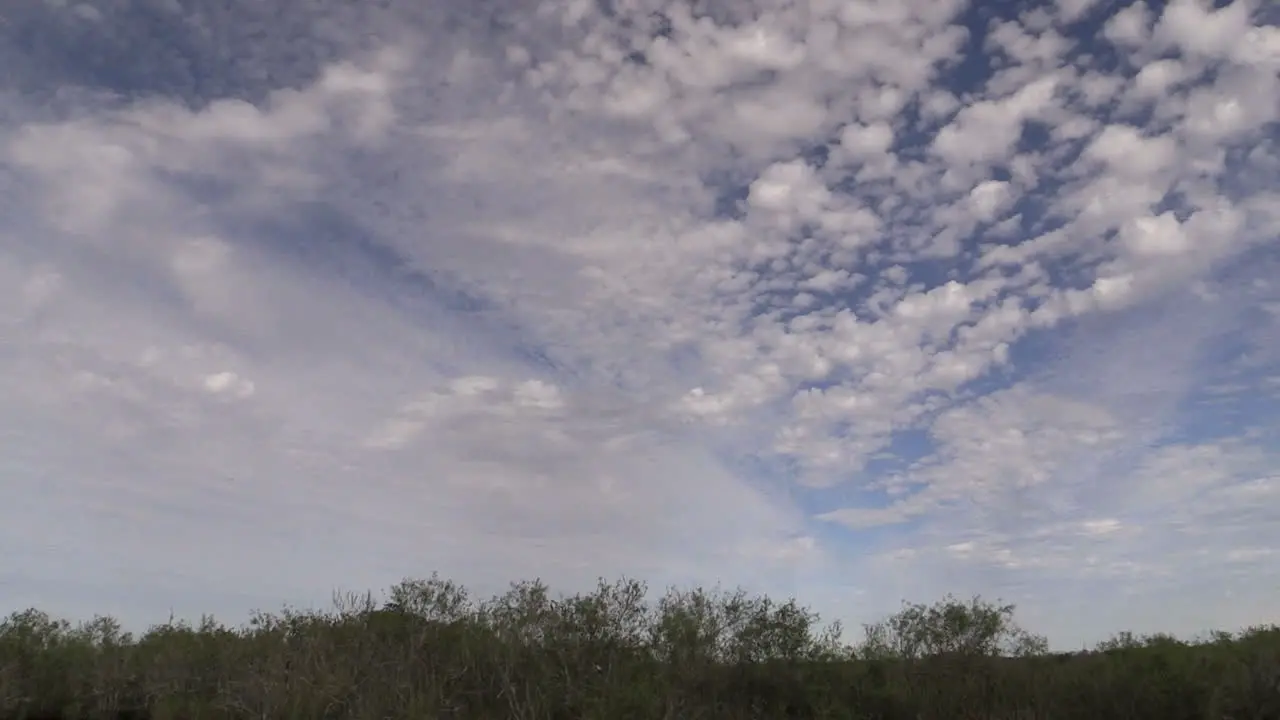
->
0, 0, 1277, 650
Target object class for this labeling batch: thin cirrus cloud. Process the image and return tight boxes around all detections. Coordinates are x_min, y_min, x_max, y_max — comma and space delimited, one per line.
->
0, 0, 1277, 649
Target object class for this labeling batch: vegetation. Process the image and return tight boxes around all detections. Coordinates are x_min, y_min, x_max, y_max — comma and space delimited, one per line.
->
1, 574, 1276, 719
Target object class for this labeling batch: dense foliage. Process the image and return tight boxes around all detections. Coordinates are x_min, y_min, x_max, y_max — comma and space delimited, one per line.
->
1, 575, 1276, 719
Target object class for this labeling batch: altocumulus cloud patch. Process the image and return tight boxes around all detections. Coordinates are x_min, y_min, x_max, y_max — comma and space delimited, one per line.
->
0, 0, 1277, 648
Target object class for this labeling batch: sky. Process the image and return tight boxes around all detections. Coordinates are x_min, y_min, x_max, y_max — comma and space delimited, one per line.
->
0, 0, 1277, 651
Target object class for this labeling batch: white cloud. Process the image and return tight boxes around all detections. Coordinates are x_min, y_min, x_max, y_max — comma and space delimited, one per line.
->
1, 0, 1277, 651
968, 180, 1013, 223
203, 371, 255, 398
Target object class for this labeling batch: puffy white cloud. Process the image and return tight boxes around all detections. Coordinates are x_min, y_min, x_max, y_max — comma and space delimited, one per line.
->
1, 0, 1277, 650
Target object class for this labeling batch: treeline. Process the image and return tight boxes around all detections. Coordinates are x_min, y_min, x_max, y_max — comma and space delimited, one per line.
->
1, 574, 1277, 719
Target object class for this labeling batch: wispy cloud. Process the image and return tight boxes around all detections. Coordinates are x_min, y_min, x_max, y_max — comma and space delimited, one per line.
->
1, 0, 1277, 649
